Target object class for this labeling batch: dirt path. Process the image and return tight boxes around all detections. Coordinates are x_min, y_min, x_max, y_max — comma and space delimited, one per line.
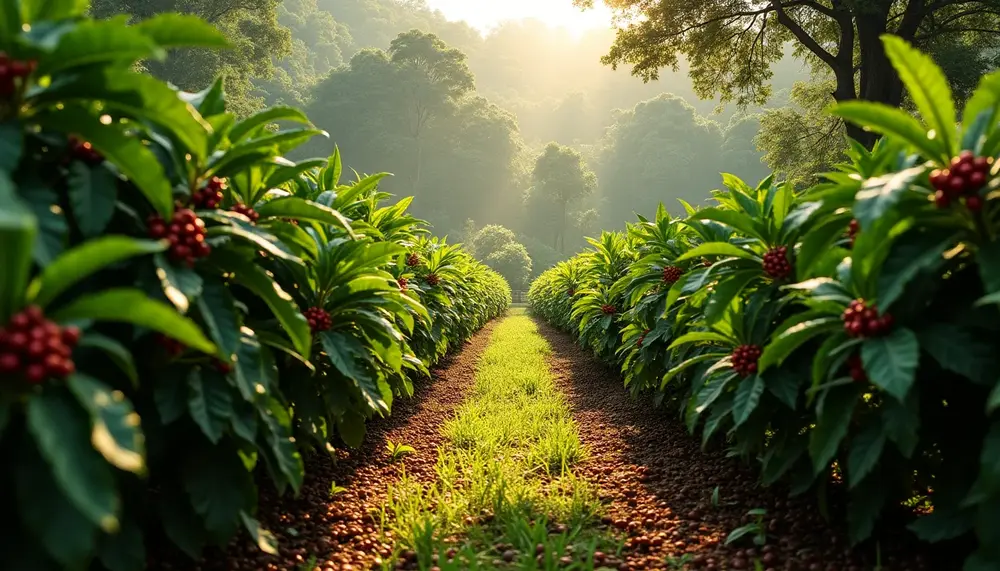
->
193, 321, 498, 571
536, 319, 936, 571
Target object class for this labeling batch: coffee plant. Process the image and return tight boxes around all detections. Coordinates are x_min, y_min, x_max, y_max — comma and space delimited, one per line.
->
530, 36, 1000, 569
0, 3, 509, 569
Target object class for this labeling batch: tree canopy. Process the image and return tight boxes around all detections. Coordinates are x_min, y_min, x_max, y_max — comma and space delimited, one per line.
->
527, 143, 598, 253
577, 0, 1000, 146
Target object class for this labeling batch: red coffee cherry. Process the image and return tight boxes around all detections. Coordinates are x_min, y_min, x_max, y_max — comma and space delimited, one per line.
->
406, 253, 421, 267
600, 304, 616, 315
303, 306, 332, 333
662, 265, 683, 284
148, 209, 211, 267
0, 306, 79, 384
192, 177, 225, 209
397, 277, 408, 291
929, 151, 993, 209
762, 246, 792, 279
847, 354, 867, 383
842, 299, 893, 338
230, 203, 260, 223
731, 344, 762, 378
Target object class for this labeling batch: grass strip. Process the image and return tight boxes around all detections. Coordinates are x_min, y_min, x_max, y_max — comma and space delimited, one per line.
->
380, 310, 622, 570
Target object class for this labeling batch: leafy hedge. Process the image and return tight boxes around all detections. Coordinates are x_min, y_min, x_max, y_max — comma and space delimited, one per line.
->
0, 4, 509, 570
530, 36, 1000, 570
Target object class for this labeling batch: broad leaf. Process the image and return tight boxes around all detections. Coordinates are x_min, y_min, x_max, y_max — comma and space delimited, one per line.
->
918, 323, 996, 385
847, 420, 886, 488
882, 35, 956, 157
809, 384, 861, 473
759, 317, 841, 372
153, 253, 203, 313
852, 167, 924, 231
861, 328, 919, 401
135, 13, 229, 48
0, 172, 37, 320
67, 374, 145, 474
78, 332, 138, 386
239, 512, 278, 555
38, 17, 161, 75
28, 236, 165, 308
831, 101, 945, 163
255, 196, 353, 234
50, 288, 216, 355
188, 368, 233, 444
228, 106, 311, 142
26, 388, 119, 532
182, 443, 251, 538
877, 229, 951, 309
197, 278, 241, 360
731, 375, 764, 427
67, 162, 117, 237
675, 241, 758, 263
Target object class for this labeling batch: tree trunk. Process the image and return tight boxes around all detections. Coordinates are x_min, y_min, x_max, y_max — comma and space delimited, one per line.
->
841, 9, 905, 149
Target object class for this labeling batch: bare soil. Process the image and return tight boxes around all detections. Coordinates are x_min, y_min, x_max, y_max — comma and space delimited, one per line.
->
536, 319, 947, 571
167, 321, 497, 571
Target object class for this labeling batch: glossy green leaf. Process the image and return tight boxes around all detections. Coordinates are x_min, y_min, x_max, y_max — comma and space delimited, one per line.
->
877, 230, 951, 309
26, 387, 120, 532
50, 288, 216, 355
759, 317, 841, 372
182, 442, 251, 538
29, 236, 164, 308
691, 208, 763, 240
0, 120, 23, 172
731, 375, 764, 427
809, 384, 861, 473
861, 328, 919, 401
918, 323, 996, 385
963, 70, 1000, 131
78, 332, 138, 386
216, 257, 311, 357
38, 18, 162, 75
337, 409, 367, 448
258, 397, 304, 494
255, 196, 353, 233
847, 420, 885, 488
239, 512, 278, 555
675, 241, 758, 263
153, 252, 203, 313
67, 373, 146, 474
34, 108, 174, 217
704, 270, 757, 324
67, 162, 117, 237
206, 223, 302, 263
188, 368, 233, 444
667, 330, 731, 350
852, 167, 924, 231
882, 35, 956, 157
0, 171, 37, 321
97, 514, 145, 571
831, 101, 945, 163
197, 278, 241, 360
228, 106, 311, 142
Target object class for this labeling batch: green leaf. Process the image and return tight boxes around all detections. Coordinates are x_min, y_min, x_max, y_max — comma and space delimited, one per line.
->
767, 366, 801, 410
759, 317, 841, 372
239, 512, 278, 555
325, 145, 343, 188
67, 162, 117, 237
16, 444, 98, 567
918, 323, 996, 385
963, 70, 1000, 131
852, 167, 924, 231
847, 475, 885, 545
255, 196, 353, 233
877, 230, 951, 309
988, 382, 1000, 415
182, 442, 251, 539
228, 106, 311, 142
847, 421, 885, 488
26, 387, 120, 532
67, 373, 145, 474
50, 288, 216, 355
337, 408, 367, 448
704, 270, 757, 324
206, 222, 302, 263
691, 207, 763, 240
908, 509, 974, 543
233, 331, 277, 401
882, 35, 956, 157
0, 120, 23, 172
831, 101, 945, 162
258, 397, 304, 494
188, 368, 233, 444
731, 375, 764, 427
216, 257, 311, 358
675, 241, 758, 263
667, 330, 731, 350
78, 332, 138, 387
135, 13, 229, 48
38, 18, 162, 75
153, 252, 203, 313
22, 181, 66, 266
197, 278, 241, 360
861, 328, 919, 401
35, 108, 174, 217
809, 384, 861, 473
28, 236, 165, 308
0, 171, 37, 321
661, 353, 726, 390
882, 391, 920, 458
263, 158, 328, 189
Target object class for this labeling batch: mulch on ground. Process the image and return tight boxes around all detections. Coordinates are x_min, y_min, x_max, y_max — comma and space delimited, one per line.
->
536, 319, 945, 571
165, 321, 498, 571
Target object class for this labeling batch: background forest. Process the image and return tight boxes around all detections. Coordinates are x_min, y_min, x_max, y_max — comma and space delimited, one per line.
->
91, 0, 997, 286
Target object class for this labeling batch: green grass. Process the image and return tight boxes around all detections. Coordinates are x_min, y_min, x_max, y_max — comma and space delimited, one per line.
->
380, 313, 621, 570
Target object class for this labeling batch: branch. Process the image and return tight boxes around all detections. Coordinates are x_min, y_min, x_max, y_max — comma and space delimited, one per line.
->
771, 0, 839, 69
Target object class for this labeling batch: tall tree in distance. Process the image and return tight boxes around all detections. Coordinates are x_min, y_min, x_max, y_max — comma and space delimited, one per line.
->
528, 143, 597, 253
388, 29, 475, 193
574, 0, 1000, 147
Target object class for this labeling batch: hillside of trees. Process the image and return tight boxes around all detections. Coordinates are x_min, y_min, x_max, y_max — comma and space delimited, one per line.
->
91, 0, 824, 274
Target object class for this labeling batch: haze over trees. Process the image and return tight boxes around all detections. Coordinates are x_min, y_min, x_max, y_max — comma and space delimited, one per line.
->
90, 0, 1000, 272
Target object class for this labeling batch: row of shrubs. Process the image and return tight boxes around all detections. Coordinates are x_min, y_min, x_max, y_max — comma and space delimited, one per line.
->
529, 36, 1000, 569
0, 5, 510, 570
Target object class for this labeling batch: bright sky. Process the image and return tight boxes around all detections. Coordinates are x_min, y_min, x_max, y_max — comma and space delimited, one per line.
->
423, 0, 614, 36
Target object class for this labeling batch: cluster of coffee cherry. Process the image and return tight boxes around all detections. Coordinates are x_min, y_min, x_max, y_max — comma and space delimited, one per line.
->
702, 258, 713, 268
0, 306, 80, 383
68, 137, 104, 165
231, 203, 260, 223
930, 151, 993, 210
842, 299, 894, 338
600, 304, 616, 315
303, 306, 332, 333
147, 208, 211, 267
425, 273, 441, 287
214, 359, 232, 374
156, 334, 185, 357
847, 354, 867, 383
567, 288, 575, 297
0, 53, 36, 97
847, 219, 860, 247
192, 177, 225, 209
762, 246, 793, 279
731, 344, 762, 378
397, 277, 409, 291
406, 253, 421, 267
662, 265, 683, 284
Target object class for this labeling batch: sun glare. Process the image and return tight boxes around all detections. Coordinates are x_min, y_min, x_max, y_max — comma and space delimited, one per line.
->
424, 0, 614, 36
